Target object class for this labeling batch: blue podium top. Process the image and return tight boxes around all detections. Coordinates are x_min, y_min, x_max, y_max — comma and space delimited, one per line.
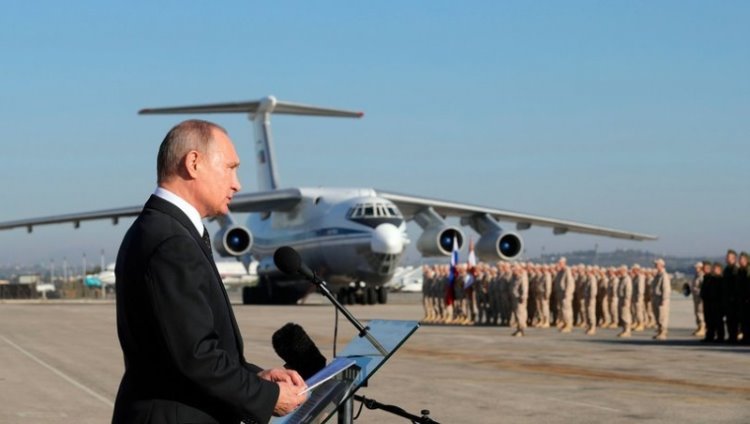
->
271, 319, 419, 424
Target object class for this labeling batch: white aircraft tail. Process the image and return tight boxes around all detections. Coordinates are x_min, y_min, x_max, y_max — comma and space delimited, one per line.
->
139, 96, 363, 191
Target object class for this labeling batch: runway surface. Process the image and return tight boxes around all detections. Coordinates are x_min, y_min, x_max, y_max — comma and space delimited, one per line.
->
0, 293, 748, 423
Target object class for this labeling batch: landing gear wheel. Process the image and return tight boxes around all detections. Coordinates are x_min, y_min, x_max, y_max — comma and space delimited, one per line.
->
337, 287, 349, 305
346, 287, 357, 305
366, 287, 377, 305
377, 286, 388, 304
242, 285, 267, 305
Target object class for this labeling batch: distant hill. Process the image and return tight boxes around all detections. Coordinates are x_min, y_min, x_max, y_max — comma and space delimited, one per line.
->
536, 249, 720, 274
405, 248, 721, 275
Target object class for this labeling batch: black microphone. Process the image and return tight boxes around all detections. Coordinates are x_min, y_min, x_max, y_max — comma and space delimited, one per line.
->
273, 246, 389, 356
274, 246, 315, 280
272, 323, 327, 380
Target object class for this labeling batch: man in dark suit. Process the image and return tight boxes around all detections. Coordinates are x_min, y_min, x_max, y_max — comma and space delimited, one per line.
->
113, 120, 306, 423
723, 249, 740, 343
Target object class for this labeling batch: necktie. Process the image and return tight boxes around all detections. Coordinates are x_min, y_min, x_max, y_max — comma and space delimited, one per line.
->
202, 227, 211, 249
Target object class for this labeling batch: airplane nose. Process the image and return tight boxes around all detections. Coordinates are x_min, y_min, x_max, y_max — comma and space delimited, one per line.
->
371, 223, 404, 254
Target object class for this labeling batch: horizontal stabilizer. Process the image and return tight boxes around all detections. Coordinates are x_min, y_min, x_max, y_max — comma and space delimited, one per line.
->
139, 96, 363, 118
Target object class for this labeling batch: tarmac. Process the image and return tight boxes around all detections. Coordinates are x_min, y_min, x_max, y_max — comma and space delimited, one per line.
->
0, 292, 748, 423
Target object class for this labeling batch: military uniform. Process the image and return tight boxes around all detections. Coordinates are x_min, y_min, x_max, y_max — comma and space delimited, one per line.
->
442, 272, 455, 324
617, 271, 633, 337
555, 267, 575, 332
583, 271, 598, 335
453, 273, 466, 323
651, 262, 671, 340
421, 269, 434, 322
488, 271, 500, 325
573, 269, 586, 327
691, 267, 706, 336
644, 271, 656, 328
463, 273, 477, 325
501, 269, 514, 326
527, 270, 539, 326
551, 268, 564, 327
476, 272, 490, 325
538, 269, 552, 328
631, 268, 646, 331
433, 271, 446, 322
597, 271, 610, 327
511, 268, 529, 336
607, 272, 619, 329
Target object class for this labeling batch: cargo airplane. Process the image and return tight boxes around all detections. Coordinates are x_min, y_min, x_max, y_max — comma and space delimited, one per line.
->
0, 96, 657, 304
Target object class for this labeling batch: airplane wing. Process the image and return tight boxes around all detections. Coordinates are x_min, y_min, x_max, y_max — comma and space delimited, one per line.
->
376, 190, 657, 241
0, 189, 303, 233
0, 206, 143, 233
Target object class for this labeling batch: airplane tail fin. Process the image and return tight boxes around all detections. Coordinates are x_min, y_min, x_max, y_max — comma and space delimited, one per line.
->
140, 96, 363, 191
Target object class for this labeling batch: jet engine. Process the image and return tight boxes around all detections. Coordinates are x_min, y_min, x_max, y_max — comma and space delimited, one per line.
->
475, 230, 524, 261
462, 213, 525, 261
416, 225, 464, 257
213, 225, 253, 257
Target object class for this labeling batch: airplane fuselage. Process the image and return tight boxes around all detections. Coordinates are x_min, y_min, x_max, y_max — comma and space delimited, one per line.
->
245, 187, 408, 301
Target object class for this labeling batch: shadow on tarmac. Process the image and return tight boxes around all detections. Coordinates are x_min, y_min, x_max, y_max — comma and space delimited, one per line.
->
585, 337, 750, 352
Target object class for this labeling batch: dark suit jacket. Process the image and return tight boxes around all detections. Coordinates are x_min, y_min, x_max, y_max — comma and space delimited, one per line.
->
112, 195, 279, 424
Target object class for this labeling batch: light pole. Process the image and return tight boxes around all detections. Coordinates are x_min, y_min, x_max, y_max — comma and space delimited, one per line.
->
100, 249, 106, 299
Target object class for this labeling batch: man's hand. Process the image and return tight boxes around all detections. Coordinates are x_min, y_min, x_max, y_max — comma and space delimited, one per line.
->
272, 381, 309, 416
259, 368, 308, 416
258, 368, 305, 387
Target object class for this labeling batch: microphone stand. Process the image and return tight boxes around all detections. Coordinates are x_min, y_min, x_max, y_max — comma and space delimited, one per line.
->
300, 271, 389, 424
306, 271, 388, 356
310, 271, 441, 423
354, 395, 440, 424
278, 248, 433, 423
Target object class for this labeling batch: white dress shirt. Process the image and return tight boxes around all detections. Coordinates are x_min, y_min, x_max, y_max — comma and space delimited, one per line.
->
153, 187, 204, 235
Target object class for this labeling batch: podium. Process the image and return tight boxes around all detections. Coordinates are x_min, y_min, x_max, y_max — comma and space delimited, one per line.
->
272, 319, 419, 424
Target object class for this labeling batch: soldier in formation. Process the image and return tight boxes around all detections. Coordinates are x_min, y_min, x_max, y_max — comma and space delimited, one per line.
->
421, 251, 750, 344
617, 265, 633, 338
420, 257, 687, 342
690, 261, 706, 337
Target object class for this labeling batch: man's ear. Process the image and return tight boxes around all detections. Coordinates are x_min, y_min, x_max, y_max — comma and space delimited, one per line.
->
183, 150, 201, 179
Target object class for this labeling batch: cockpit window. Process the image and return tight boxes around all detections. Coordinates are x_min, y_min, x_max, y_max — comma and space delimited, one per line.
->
347, 202, 403, 221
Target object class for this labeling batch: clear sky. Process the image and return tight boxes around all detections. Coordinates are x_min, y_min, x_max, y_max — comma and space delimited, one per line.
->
1, 1, 748, 268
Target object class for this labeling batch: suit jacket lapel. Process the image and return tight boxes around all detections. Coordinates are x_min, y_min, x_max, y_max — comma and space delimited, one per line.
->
145, 195, 207, 254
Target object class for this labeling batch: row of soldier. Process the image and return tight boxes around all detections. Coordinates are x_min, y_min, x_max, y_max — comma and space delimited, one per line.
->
689, 250, 750, 344
421, 257, 671, 340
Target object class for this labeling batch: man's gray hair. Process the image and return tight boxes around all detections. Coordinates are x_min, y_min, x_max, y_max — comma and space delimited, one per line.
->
156, 119, 227, 184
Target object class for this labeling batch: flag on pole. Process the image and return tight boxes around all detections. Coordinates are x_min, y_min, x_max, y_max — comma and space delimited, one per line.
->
465, 238, 477, 289
445, 236, 459, 306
